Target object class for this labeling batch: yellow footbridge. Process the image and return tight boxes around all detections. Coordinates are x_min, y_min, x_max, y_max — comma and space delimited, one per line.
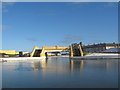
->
30, 44, 83, 57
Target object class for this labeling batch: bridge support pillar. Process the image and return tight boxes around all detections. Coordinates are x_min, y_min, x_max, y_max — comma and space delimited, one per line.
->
30, 46, 39, 57
40, 47, 46, 57
70, 43, 83, 57
78, 44, 83, 56
40, 53, 46, 57
70, 46, 73, 57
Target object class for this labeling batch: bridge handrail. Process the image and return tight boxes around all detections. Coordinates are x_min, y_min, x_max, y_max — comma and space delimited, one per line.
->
44, 48, 70, 50
43, 45, 70, 48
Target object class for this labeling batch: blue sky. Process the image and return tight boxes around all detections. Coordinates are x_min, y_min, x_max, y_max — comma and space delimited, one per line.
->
2, 2, 118, 52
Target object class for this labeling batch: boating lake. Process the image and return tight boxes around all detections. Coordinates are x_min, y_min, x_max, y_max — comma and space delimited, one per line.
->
2, 57, 118, 88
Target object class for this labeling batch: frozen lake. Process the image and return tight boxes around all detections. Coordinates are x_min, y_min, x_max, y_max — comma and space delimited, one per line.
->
2, 57, 118, 88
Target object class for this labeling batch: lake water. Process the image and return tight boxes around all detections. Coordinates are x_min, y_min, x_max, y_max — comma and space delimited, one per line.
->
2, 57, 118, 88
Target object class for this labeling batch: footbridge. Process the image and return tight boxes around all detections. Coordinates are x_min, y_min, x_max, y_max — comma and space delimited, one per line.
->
30, 43, 83, 57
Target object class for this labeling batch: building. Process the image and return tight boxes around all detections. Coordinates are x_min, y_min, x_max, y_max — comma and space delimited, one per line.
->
0, 50, 29, 55
0, 50, 16, 54
82, 43, 120, 53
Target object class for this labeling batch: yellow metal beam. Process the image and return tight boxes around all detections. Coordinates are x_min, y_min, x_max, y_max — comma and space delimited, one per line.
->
44, 48, 69, 50
43, 45, 70, 47
30, 46, 39, 57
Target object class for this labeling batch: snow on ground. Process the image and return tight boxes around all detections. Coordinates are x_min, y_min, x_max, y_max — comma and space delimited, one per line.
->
103, 48, 120, 52
85, 53, 119, 56
0, 57, 46, 61
71, 53, 119, 59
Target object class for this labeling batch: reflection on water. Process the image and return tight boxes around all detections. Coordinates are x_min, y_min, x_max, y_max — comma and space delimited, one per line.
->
2, 57, 118, 88
69, 60, 84, 72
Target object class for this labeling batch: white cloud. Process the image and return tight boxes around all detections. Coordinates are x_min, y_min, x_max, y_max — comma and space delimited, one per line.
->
0, 25, 9, 30
26, 37, 39, 42
61, 35, 83, 44
0, 26, 4, 30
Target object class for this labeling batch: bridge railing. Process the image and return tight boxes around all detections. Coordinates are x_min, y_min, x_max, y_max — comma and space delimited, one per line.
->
43, 45, 70, 50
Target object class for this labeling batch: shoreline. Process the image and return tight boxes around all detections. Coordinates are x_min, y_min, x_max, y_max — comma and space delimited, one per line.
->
0, 57, 46, 62
70, 55, 119, 60
0, 53, 119, 62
